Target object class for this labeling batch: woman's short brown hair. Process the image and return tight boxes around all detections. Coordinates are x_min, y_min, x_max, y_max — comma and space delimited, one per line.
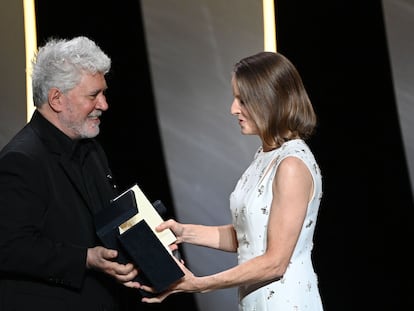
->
233, 51, 316, 149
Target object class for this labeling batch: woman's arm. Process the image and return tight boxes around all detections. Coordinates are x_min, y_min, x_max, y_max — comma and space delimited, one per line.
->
157, 221, 238, 252
142, 156, 313, 302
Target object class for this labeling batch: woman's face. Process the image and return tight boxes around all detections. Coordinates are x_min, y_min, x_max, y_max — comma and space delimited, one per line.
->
231, 77, 258, 136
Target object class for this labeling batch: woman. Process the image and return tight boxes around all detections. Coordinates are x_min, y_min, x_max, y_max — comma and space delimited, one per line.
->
141, 51, 324, 310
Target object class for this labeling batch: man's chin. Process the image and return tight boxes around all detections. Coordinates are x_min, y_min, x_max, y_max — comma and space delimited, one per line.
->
80, 127, 100, 139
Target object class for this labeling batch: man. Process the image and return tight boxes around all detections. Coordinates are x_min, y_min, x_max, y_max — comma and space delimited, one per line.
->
0, 36, 140, 310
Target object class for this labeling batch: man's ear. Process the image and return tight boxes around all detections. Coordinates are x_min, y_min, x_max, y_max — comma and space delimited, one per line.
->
48, 88, 64, 112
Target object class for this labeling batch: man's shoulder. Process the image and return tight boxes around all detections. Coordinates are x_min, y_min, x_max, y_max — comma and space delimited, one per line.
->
0, 124, 39, 156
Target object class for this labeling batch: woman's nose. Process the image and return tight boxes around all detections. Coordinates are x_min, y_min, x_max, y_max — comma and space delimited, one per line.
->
230, 98, 240, 115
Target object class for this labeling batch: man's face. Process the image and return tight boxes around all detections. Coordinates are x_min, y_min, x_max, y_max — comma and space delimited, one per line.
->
58, 72, 108, 139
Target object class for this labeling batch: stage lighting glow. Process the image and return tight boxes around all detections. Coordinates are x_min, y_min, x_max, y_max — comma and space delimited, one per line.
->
23, 0, 37, 122
263, 0, 277, 52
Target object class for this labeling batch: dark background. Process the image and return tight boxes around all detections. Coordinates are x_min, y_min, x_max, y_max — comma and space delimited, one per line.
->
35, 0, 413, 310
275, 1, 413, 309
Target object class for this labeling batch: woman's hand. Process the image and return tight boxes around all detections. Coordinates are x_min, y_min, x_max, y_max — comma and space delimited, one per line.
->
156, 219, 185, 244
140, 256, 200, 303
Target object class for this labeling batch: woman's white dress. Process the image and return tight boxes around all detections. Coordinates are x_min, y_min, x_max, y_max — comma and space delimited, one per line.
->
230, 139, 324, 310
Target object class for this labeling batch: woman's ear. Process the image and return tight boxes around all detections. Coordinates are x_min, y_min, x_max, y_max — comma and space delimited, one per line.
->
48, 88, 64, 112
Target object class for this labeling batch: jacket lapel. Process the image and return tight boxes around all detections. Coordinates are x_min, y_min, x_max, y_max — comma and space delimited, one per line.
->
60, 153, 94, 212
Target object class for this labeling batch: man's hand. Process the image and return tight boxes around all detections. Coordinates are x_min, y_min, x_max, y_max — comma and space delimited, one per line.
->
87, 246, 140, 288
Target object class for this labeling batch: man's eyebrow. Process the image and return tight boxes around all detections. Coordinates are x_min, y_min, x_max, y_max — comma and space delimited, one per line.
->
89, 88, 106, 96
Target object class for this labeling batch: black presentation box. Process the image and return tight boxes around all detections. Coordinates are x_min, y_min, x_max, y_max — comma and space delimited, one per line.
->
94, 186, 184, 293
